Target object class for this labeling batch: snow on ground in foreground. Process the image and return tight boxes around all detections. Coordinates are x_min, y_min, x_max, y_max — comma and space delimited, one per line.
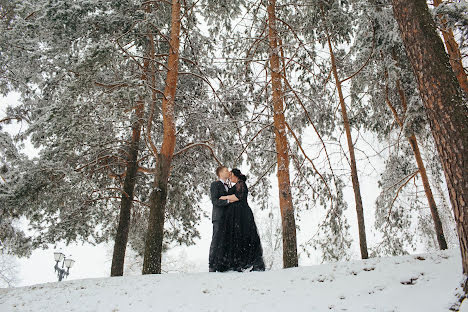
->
1, 249, 466, 312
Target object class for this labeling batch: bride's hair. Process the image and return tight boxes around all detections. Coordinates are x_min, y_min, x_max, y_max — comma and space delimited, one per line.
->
231, 168, 247, 182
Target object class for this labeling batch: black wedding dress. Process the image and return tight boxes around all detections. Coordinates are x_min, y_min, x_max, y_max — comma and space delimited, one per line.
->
212, 181, 265, 272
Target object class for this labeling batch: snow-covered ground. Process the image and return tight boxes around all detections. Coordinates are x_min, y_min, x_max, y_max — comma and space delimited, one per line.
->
1, 249, 466, 312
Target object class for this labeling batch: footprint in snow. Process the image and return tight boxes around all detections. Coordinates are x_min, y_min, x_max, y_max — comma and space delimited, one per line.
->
400, 276, 419, 285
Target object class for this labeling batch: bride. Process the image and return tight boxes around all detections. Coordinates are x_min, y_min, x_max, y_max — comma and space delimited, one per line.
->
213, 168, 265, 272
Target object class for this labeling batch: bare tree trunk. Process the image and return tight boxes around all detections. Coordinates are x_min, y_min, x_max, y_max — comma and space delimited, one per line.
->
392, 0, 468, 289
384, 75, 448, 250
142, 0, 181, 275
327, 33, 368, 259
408, 135, 448, 250
266, 0, 298, 268
433, 0, 468, 94
431, 169, 457, 244
110, 102, 144, 276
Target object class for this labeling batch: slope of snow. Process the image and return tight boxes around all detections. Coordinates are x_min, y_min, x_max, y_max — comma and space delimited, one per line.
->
1, 249, 466, 312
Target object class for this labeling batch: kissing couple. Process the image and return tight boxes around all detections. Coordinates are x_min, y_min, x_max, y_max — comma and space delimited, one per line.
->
208, 166, 266, 272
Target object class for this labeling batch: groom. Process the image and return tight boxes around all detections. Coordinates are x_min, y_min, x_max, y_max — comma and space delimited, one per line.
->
208, 165, 231, 272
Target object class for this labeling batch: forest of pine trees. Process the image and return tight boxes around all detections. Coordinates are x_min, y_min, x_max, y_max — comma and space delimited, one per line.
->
0, 0, 467, 291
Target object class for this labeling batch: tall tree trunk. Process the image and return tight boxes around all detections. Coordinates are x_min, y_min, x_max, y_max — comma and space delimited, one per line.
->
266, 0, 298, 268
407, 135, 448, 250
142, 0, 181, 275
433, 0, 468, 94
110, 102, 144, 276
327, 32, 368, 259
110, 40, 152, 276
384, 75, 448, 250
392, 0, 468, 289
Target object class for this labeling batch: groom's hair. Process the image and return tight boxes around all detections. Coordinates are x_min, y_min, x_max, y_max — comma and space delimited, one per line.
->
216, 166, 227, 177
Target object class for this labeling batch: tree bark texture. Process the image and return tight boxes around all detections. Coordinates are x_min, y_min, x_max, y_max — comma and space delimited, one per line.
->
110, 102, 144, 276
266, 0, 298, 268
433, 0, 468, 94
142, 0, 181, 275
392, 0, 468, 284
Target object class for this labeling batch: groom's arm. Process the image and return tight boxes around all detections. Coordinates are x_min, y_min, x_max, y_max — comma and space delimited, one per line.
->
210, 182, 229, 207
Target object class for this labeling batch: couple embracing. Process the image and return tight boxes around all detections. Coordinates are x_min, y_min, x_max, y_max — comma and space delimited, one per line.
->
208, 166, 266, 272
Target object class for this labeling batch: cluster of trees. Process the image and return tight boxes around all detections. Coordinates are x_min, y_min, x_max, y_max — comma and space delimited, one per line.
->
0, 0, 466, 290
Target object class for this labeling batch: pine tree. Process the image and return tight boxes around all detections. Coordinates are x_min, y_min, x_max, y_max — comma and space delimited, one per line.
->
0, 128, 31, 257
266, 0, 298, 268
142, 0, 181, 275
349, 0, 449, 252
432, 0, 468, 94
323, 8, 368, 259
1, 0, 228, 274
391, 0, 468, 289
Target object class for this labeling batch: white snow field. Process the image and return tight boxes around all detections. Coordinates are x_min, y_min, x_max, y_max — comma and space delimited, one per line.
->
1, 249, 467, 312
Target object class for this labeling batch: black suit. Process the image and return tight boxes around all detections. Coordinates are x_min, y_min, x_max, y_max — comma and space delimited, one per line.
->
209, 180, 229, 270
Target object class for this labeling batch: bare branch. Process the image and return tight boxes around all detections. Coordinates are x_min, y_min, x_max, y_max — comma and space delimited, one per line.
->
173, 141, 222, 166
284, 121, 334, 203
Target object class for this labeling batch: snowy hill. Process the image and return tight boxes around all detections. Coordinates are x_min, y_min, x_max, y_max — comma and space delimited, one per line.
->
1, 249, 466, 312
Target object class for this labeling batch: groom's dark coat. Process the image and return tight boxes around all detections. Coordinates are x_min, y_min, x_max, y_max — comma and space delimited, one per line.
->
209, 180, 229, 269
210, 180, 229, 222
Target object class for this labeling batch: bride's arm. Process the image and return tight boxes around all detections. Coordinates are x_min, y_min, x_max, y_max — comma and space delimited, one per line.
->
219, 194, 239, 202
